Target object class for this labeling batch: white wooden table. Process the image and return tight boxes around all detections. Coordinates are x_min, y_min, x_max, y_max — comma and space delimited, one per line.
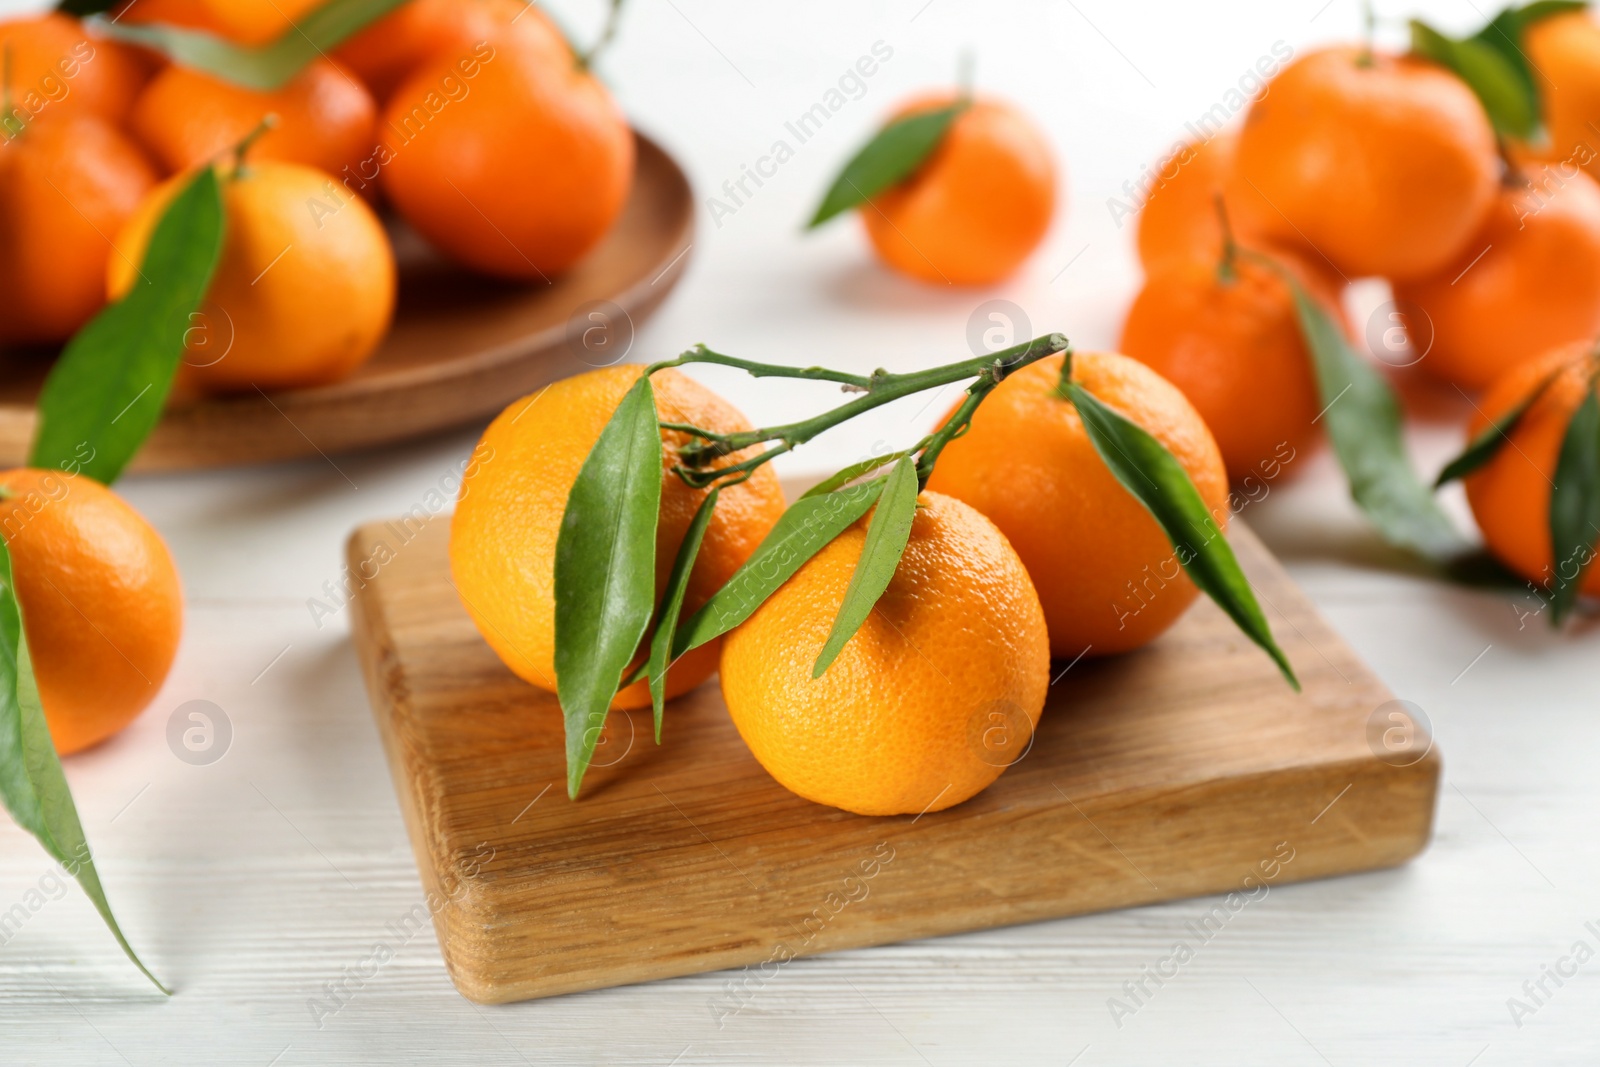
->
5, 0, 1599, 1062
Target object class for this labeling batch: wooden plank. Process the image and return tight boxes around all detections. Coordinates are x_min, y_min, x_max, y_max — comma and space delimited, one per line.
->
347, 516, 1439, 1005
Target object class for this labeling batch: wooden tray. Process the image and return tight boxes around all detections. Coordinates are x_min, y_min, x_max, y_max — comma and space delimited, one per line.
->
348, 517, 1440, 1005
0, 132, 693, 473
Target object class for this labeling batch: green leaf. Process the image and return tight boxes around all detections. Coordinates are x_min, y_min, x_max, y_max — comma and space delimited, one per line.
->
806, 101, 968, 228
1062, 382, 1298, 689
1547, 386, 1600, 624
1411, 19, 1538, 138
1435, 370, 1558, 487
811, 456, 920, 677
1285, 275, 1469, 561
554, 376, 662, 799
86, 0, 410, 91
29, 167, 225, 486
643, 486, 718, 743
799, 449, 915, 499
0, 539, 167, 992
673, 478, 885, 657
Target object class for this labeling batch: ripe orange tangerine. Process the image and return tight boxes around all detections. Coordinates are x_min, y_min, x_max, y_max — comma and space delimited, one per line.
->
0, 468, 183, 756
861, 93, 1056, 286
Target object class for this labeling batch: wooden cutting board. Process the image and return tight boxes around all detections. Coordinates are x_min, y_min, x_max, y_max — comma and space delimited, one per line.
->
348, 516, 1439, 1005
0, 132, 692, 472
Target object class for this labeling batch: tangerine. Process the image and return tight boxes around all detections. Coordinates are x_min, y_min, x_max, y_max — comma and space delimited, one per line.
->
1525, 10, 1600, 180
0, 468, 182, 756
450, 365, 788, 709
1464, 342, 1600, 597
130, 58, 376, 179
1119, 250, 1343, 481
380, 20, 630, 280
108, 159, 396, 392
335, 0, 546, 102
719, 491, 1049, 816
0, 14, 150, 127
1225, 47, 1499, 282
1393, 165, 1600, 392
861, 93, 1056, 286
115, 0, 324, 46
926, 351, 1229, 656
0, 113, 158, 345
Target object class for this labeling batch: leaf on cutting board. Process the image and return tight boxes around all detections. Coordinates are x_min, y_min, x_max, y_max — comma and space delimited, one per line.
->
1546, 384, 1600, 624
1063, 381, 1299, 689
553, 376, 662, 799
87, 0, 410, 91
0, 538, 167, 992
1283, 273, 1470, 562
672, 477, 886, 658
29, 166, 225, 486
806, 100, 968, 228
811, 455, 920, 677
643, 486, 719, 742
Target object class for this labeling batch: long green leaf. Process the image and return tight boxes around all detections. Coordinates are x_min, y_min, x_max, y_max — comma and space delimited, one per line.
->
1411, 19, 1538, 138
1063, 382, 1298, 688
1547, 387, 1600, 624
673, 478, 885, 658
554, 376, 662, 799
1286, 276, 1468, 561
86, 0, 409, 91
29, 167, 225, 485
806, 102, 968, 228
0, 540, 167, 992
799, 449, 914, 500
644, 487, 718, 743
811, 456, 919, 677
1435, 369, 1560, 487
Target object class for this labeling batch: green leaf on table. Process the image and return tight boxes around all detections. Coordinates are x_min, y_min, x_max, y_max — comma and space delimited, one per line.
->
1547, 386, 1600, 624
1411, 20, 1538, 138
806, 101, 968, 228
799, 449, 915, 499
1285, 275, 1469, 561
1435, 370, 1559, 487
1063, 382, 1298, 689
554, 376, 662, 799
811, 456, 919, 678
0, 539, 167, 992
643, 486, 718, 743
86, 0, 410, 91
29, 167, 225, 486
672, 477, 885, 657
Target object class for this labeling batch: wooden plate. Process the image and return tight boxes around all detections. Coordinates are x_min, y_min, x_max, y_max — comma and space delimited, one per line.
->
348, 517, 1440, 1004
0, 132, 694, 473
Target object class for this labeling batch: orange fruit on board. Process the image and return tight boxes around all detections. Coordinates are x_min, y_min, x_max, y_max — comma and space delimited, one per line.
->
115, 0, 324, 46
1225, 46, 1499, 282
0, 114, 158, 345
0, 14, 151, 126
926, 351, 1229, 657
719, 491, 1049, 817
1119, 250, 1345, 482
1392, 165, 1600, 393
1464, 342, 1600, 596
380, 19, 630, 280
335, 0, 543, 102
449, 365, 788, 709
108, 160, 396, 392
1525, 10, 1600, 180
130, 59, 376, 180
0, 469, 182, 756
861, 93, 1056, 286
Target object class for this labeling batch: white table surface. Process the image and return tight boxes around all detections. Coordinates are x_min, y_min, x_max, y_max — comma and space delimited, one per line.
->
5, 0, 1600, 1062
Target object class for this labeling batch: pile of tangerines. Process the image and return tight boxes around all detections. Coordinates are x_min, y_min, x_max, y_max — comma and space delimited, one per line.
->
1, 0, 633, 389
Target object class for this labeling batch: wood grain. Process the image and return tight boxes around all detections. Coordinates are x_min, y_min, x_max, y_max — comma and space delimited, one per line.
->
347, 516, 1440, 1005
0, 132, 692, 473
